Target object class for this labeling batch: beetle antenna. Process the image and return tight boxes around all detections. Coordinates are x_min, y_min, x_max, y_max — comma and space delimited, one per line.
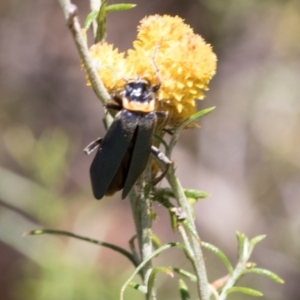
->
151, 43, 162, 88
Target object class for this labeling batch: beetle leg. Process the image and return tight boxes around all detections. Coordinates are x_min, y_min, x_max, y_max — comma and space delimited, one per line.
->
156, 111, 168, 118
84, 138, 102, 155
151, 145, 172, 185
156, 111, 169, 131
163, 128, 175, 135
106, 95, 123, 111
151, 146, 172, 165
106, 103, 123, 111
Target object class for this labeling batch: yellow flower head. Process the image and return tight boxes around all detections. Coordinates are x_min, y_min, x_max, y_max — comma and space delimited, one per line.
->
89, 43, 127, 92
89, 15, 217, 127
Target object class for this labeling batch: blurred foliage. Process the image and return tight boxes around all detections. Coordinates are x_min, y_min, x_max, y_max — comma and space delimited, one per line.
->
15, 249, 116, 300
0, 126, 130, 299
1, 127, 70, 222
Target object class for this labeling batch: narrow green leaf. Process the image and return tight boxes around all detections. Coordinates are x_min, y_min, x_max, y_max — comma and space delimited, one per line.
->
154, 187, 209, 202
187, 197, 201, 205
120, 242, 187, 300
186, 189, 210, 205
105, 3, 136, 13
168, 107, 215, 156
236, 231, 246, 244
148, 266, 174, 296
128, 282, 147, 293
95, 0, 108, 43
201, 242, 233, 275
150, 233, 162, 249
178, 106, 216, 130
151, 191, 181, 231
128, 235, 140, 267
152, 194, 166, 205
184, 189, 210, 199
153, 188, 197, 232
243, 268, 284, 284
84, 10, 98, 31
236, 231, 247, 258
179, 279, 191, 300
153, 187, 175, 199
86, 3, 136, 31
247, 235, 266, 256
173, 267, 197, 282
152, 191, 178, 230
24, 229, 136, 267
226, 286, 263, 297
170, 208, 179, 231
250, 235, 266, 246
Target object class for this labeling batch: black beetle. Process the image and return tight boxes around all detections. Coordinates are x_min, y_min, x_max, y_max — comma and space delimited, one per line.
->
85, 78, 171, 200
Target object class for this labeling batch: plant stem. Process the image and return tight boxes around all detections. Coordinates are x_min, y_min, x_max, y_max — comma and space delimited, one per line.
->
218, 245, 250, 300
129, 174, 156, 300
167, 165, 209, 300
57, 0, 110, 105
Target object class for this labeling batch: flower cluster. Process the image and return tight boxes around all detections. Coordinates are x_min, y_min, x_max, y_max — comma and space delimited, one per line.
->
89, 15, 217, 127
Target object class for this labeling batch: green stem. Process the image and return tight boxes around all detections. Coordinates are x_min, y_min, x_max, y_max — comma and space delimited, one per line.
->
167, 165, 209, 300
143, 199, 156, 300
120, 242, 185, 300
57, 0, 110, 105
129, 175, 155, 300
218, 243, 251, 300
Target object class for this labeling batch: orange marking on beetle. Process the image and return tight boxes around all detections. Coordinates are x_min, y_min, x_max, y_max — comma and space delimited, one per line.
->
122, 97, 156, 113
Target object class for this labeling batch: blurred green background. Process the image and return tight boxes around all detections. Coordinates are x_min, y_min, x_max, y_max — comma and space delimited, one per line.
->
0, 0, 299, 299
